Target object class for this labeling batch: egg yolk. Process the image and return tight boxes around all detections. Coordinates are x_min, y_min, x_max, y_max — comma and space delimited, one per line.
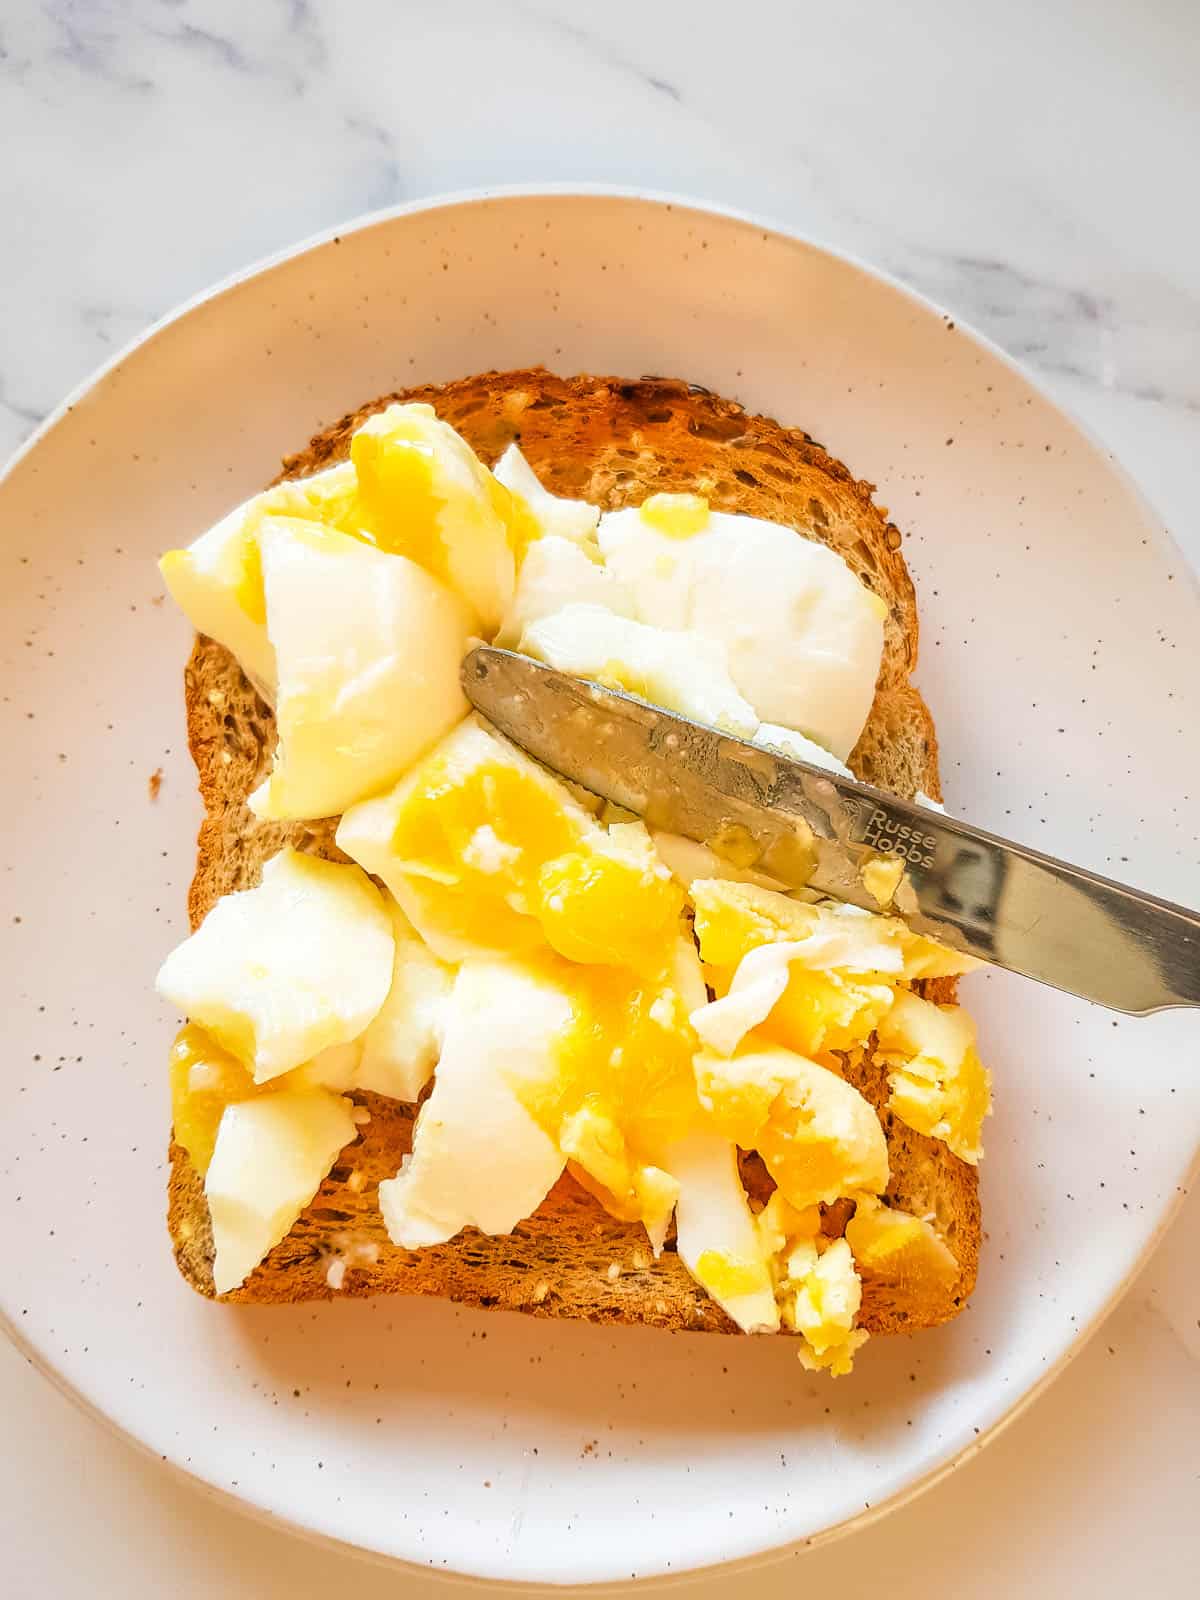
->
538, 846, 684, 975
639, 492, 710, 538
694, 1043, 888, 1211
844, 1198, 959, 1291
876, 991, 991, 1163
391, 758, 586, 954
690, 877, 815, 966
169, 1023, 264, 1176
695, 1250, 774, 1301
350, 408, 537, 583
391, 757, 686, 972
785, 1239, 867, 1376
508, 954, 701, 1231
758, 967, 895, 1058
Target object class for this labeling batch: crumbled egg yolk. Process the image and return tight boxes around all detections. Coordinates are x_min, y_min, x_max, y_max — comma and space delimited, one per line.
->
388, 751, 684, 970
639, 492, 711, 538
390, 754, 586, 955
755, 1193, 867, 1374
875, 990, 992, 1164
691, 878, 978, 1060
861, 853, 905, 908
538, 824, 685, 974
691, 881, 897, 1058
786, 1238, 868, 1375
694, 1042, 889, 1211
512, 950, 701, 1238
844, 1195, 959, 1291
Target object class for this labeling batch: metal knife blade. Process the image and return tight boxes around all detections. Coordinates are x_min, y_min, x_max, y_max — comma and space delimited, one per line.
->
463, 646, 1200, 1016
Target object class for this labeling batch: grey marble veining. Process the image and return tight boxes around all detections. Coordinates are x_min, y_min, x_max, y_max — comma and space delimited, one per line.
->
3, 0, 1198, 468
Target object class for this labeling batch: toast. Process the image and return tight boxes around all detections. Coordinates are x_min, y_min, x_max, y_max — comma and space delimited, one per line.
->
167, 369, 981, 1337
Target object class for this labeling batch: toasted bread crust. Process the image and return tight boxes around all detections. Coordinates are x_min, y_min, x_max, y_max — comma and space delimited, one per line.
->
167, 369, 980, 1337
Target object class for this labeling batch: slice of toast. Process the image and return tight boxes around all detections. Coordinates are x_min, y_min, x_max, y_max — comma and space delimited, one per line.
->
167, 369, 980, 1337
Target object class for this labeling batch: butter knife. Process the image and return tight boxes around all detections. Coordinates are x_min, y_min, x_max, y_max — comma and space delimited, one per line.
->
462, 646, 1200, 1016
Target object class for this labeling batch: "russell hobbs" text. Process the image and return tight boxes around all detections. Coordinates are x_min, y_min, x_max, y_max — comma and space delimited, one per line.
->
860, 807, 937, 869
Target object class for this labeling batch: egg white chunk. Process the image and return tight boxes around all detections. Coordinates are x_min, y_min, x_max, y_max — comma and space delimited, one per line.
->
378, 960, 569, 1248
158, 463, 360, 701
156, 848, 394, 1084
690, 940, 809, 1057
356, 900, 455, 1102
207, 1088, 359, 1294
247, 517, 475, 822
753, 723, 852, 778
493, 443, 600, 545
598, 508, 884, 758
667, 1132, 780, 1334
650, 832, 789, 893
352, 402, 516, 634
495, 535, 634, 648
521, 603, 758, 737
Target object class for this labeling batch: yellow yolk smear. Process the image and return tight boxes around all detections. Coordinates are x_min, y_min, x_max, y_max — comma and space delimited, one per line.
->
537, 833, 685, 976
639, 492, 711, 538
389, 755, 587, 956
505, 950, 701, 1241
349, 403, 537, 622
169, 1023, 262, 1177
387, 749, 684, 971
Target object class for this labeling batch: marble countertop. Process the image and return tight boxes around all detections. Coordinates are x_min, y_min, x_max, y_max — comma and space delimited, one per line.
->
3, 0, 1197, 1594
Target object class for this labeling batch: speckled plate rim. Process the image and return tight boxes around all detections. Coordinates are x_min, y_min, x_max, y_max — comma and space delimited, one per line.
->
3, 183, 1198, 1590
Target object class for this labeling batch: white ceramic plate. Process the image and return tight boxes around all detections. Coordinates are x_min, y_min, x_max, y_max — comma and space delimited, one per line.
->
3, 189, 1198, 1588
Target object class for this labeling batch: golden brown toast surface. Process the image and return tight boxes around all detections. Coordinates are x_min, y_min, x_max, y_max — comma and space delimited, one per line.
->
168, 369, 980, 1336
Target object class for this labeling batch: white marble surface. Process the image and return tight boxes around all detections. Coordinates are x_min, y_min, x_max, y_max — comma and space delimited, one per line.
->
2, 0, 1197, 1593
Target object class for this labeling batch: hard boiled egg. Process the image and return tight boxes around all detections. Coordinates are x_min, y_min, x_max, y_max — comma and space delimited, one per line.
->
598, 503, 885, 758
875, 989, 992, 1163
377, 959, 570, 1248
337, 718, 599, 962
520, 603, 759, 737
755, 1192, 868, 1374
247, 517, 475, 821
158, 462, 361, 700
844, 1195, 959, 1291
694, 1042, 889, 1211
156, 848, 394, 1083
689, 878, 977, 1058
337, 719, 684, 974
206, 1087, 359, 1293
667, 1131, 780, 1334
690, 881, 901, 1058
351, 402, 524, 634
